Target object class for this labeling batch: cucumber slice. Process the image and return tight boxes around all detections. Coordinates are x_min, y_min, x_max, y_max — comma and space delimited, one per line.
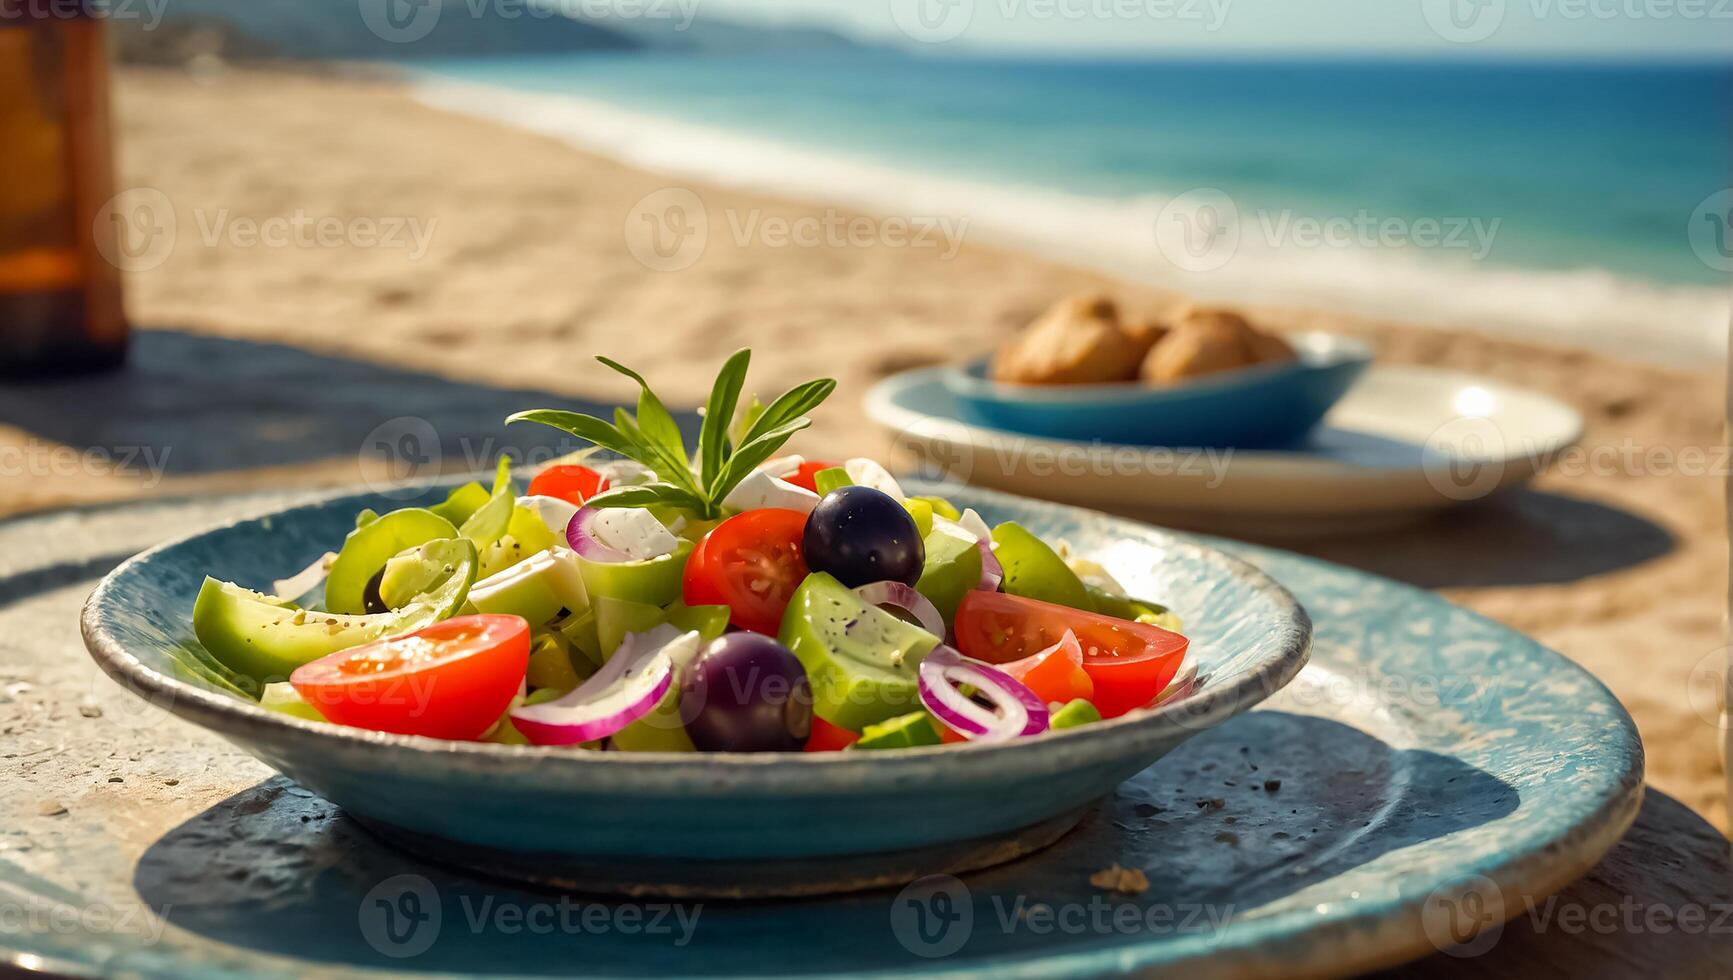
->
779, 572, 939, 730
194, 538, 477, 688
325, 507, 458, 614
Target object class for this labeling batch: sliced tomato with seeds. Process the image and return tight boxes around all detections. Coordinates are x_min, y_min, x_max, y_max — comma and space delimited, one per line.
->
954, 591, 1186, 718
290, 614, 531, 740
683, 508, 810, 634
526, 464, 610, 506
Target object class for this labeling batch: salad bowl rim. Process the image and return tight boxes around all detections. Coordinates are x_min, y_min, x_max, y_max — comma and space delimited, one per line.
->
81, 479, 1312, 784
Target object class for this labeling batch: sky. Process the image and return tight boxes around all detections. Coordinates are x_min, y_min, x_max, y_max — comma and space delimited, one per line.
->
695, 0, 1733, 58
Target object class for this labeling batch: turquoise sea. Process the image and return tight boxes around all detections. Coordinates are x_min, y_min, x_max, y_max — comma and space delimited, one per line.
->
414, 51, 1732, 358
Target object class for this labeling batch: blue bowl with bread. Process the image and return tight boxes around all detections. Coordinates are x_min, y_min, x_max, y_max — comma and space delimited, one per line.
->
945, 297, 1373, 448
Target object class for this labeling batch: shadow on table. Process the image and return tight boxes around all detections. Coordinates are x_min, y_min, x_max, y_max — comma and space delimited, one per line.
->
1279, 488, 1675, 589
0, 328, 696, 477
1377, 788, 1731, 978
131, 714, 1523, 975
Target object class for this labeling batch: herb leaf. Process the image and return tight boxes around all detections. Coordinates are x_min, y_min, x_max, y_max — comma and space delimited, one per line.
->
505, 410, 639, 459
709, 416, 814, 500
699, 348, 751, 490
738, 378, 837, 449
507, 351, 834, 519
598, 356, 687, 464
582, 483, 709, 513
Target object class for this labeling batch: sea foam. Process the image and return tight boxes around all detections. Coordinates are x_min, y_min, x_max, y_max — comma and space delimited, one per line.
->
414, 77, 1729, 366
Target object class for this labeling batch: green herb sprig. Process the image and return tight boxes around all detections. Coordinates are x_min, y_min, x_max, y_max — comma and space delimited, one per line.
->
507, 350, 835, 519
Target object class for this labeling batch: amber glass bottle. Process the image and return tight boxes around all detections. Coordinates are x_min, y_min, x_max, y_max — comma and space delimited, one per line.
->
0, 2, 127, 376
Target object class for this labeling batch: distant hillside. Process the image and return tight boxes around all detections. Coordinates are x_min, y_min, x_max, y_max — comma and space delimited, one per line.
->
603, 16, 862, 53
112, 1, 870, 66
116, 0, 638, 64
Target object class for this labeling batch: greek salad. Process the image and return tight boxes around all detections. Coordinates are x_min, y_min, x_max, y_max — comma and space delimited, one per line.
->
191, 351, 1190, 752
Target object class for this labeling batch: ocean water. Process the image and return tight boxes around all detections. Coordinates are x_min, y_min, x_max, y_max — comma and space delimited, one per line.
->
412, 51, 1732, 361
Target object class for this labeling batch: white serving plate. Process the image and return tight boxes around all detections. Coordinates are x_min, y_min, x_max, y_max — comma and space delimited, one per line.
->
866, 364, 1582, 536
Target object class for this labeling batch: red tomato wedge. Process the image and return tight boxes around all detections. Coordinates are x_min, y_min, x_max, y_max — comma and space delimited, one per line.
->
683, 508, 810, 634
954, 592, 1186, 718
290, 614, 531, 740
784, 460, 838, 494
804, 716, 861, 752
527, 464, 609, 506
1001, 630, 1095, 706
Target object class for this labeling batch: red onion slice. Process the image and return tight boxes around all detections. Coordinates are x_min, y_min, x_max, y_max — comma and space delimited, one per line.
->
854, 581, 945, 637
566, 505, 678, 563
510, 626, 695, 745
919, 645, 1050, 742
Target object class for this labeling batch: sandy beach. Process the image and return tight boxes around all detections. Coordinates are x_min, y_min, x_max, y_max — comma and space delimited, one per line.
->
4, 67, 1723, 828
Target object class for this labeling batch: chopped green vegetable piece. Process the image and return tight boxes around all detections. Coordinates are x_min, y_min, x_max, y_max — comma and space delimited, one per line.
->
526, 634, 585, 692
325, 507, 458, 615
557, 608, 603, 667
593, 595, 666, 661
260, 682, 325, 722
610, 683, 698, 753
355, 509, 380, 529
912, 495, 961, 522
779, 572, 939, 730
429, 482, 490, 526
662, 600, 730, 642
914, 521, 983, 623
813, 466, 852, 495
1050, 699, 1102, 730
854, 712, 942, 749
483, 717, 532, 745
992, 522, 1091, 609
900, 497, 934, 538
469, 548, 588, 627
576, 539, 692, 608
458, 456, 517, 546
193, 538, 477, 689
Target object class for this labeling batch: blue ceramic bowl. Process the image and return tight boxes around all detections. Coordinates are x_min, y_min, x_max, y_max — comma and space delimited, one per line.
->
946, 331, 1373, 447
82, 479, 1311, 897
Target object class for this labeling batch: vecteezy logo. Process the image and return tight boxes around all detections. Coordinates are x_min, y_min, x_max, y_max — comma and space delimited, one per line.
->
1421, 0, 1505, 44
889, 0, 975, 43
1153, 188, 1240, 274
94, 188, 176, 273
358, 874, 442, 958
360, 416, 442, 497
1421, 415, 1507, 502
1421, 873, 1504, 957
623, 188, 709, 272
890, 415, 974, 499
1685, 645, 1729, 729
359, 0, 442, 45
1688, 189, 1733, 273
889, 874, 973, 958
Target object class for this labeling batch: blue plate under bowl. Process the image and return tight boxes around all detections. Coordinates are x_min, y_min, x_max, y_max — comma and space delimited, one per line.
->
947, 332, 1373, 447
81, 479, 1312, 898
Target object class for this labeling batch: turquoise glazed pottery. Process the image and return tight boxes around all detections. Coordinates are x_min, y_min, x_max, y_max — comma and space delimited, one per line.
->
83, 479, 1312, 896
945, 331, 1372, 447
